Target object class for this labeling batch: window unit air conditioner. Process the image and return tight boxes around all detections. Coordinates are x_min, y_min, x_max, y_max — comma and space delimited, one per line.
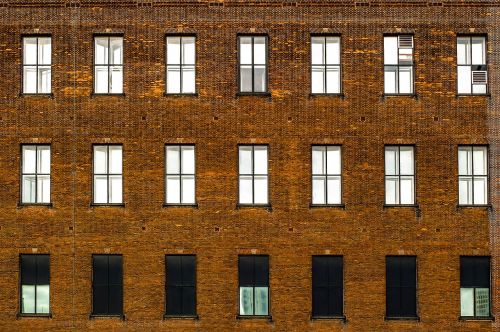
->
472, 70, 487, 85
398, 35, 413, 48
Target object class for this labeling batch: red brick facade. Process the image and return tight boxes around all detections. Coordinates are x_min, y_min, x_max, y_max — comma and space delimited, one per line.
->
0, 0, 497, 330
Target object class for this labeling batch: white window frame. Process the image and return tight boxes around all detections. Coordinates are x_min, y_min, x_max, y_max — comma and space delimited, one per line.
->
384, 145, 415, 205
384, 35, 414, 95
22, 36, 52, 94
238, 145, 269, 206
165, 145, 196, 205
311, 36, 341, 94
166, 35, 196, 94
238, 35, 268, 93
311, 145, 342, 205
21, 145, 51, 204
458, 146, 488, 206
457, 36, 488, 95
93, 35, 124, 94
92, 144, 123, 205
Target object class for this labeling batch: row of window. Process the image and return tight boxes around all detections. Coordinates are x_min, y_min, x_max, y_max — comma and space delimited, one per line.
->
19, 254, 492, 320
21, 34, 488, 96
20, 144, 489, 206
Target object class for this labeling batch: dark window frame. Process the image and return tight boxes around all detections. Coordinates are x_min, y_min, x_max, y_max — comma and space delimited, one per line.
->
459, 256, 492, 319
310, 34, 342, 95
456, 34, 489, 96
165, 34, 197, 95
237, 144, 270, 207
18, 254, 51, 317
311, 145, 343, 206
384, 145, 417, 206
237, 34, 269, 94
311, 255, 344, 319
385, 255, 418, 320
21, 34, 52, 95
20, 144, 51, 205
383, 34, 415, 96
164, 255, 197, 318
457, 145, 489, 206
91, 254, 124, 318
238, 255, 270, 317
92, 34, 124, 95
164, 144, 197, 206
92, 144, 124, 206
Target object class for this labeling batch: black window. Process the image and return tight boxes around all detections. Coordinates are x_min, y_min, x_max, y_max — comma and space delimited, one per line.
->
20, 254, 50, 315
238, 255, 269, 316
386, 256, 417, 318
312, 256, 343, 317
165, 255, 196, 316
92, 255, 123, 316
460, 256, 491, 318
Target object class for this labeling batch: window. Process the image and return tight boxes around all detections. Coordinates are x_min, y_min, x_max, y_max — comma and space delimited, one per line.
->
385, 146, 415, 205
166, 36, 196, 94
92, 255, 123, 316
460, 256, 491, 318
94, 36, 123, 94
384, 35, 414, 94
238, 36, 268, 93
165, 145, 195, 205
21, 145, 51, 204
312, 146, 341, 205
93, 145, 123, 204
238, 145, 268, 205
22, 36, 51, 94
458, 146, 488, 205
239, 255, 269, 316
312, 256, 343, 317
166, 255, 196, 316
386, 256, 417, 318
457, 36, 487, 94
311, 36, 341, 94
20, 254, 50, 315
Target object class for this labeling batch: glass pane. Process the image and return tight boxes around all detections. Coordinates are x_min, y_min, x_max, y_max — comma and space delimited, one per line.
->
312, 146, 325, 175
311, 37, 325, 65
472, 84, 487, 94
23, 146, 37, 173
166, 146, 180, 174
239, 287, 254, 315
21, 285, 36, 314
253, 146, 268, 174
37, 146, 50, 174
37, 175, 50, 203
254, 176, 268, 204
94, 66, 109, 93
239, 146, 252, 174
398, 66, 413, 94
312, 176, 326, 204
108, 146, 122, 174
182, 176, 195, 204
457, 37, 470, 65
471, 37, 485, 65
399, 146, 414, 175
311, 66, 325, 93
254, 287, 269, 315
36, 285, 50, 314
38, 38, 51, 65
94, 37, 109, 64
167, 37, 181, 64
385, 147, 398, 175
109, 175, 123, 204
398, 48, 413, 64
38, 67, 51, 93
473, 147, 487, 175
109, 37, 123, 65
167, 66, 181, 93
458, 147, 472, 175
459, 177, 472, 205
181, 66, 195, 93
166, 176, 180, 204
327, 176, 341, 204
254, 65, 267, 92
385, 177, 399, 204
109, 66, 123, 93
240, 65, 252, 92
93, 175, 108, 203
384, 37, 398, 65
326, 66, 340, 94
327, 146, 341, 174
239, 37, 252, 65
326, 37, 340, 64
94, 146, 108, 173
23, 66, 37, 93
22, 175, 36, 203
475, 288, 490, 316
182, 37, 195, 64
473, 177, 487, 204
253, 37, 266, 65
460, 288, 473, 316
181, 146, 195, 174
239, 176, 253, 204
457, 66, 471, 94
400, 176, 414, 204
384, 66, 397, 94
23, 38, 38, 64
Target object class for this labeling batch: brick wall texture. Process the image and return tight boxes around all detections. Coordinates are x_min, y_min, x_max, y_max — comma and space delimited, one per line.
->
0, 0, 498, 331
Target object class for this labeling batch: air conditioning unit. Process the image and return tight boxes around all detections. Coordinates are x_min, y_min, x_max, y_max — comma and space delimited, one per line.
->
398, 35, 413, 49
472, 71, 487, 85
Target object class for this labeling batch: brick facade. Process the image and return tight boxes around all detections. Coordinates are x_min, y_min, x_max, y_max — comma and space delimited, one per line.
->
0, 0, 497, 330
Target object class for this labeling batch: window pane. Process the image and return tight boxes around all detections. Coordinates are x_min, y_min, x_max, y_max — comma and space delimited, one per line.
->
254, 176, 268, 204
109, 66, 123, 93
38, 67, 51, 93
311, 66, 325, 93
239, 287, 254, 315
37, 175, 50, 203
94, 146, 108, 174
37, 255, 50, 284
327, 176, 341, 204
239, 176, 253, 204
326, 146, 341, 174
473, 147, 487, 175
23, 38, 38, 64
457, 66, 471, 94
21, 255, 37, 284
167, 256, 182, 286
473, 177, 487, 204
475, 288, 490, 316
23, 66, 37, 93
23, 146, 37, 173
182, 66, 196, 93
459, 177, 472, 205
22, 175, 36, 203
181, 146, 195, 174
385, 147, 398, 175
166, 286, 182, 315
181, 256, 196, 286
109, 37, 123, 65
398, 48, 413, 64
312, 287, 329, 316
253, 146, 268, 174
36, 285, 50, 314
38, 38, 51, 65
166, 146, 180, 174
109, 175, 122, 203
458, 147, 472, 175
167, 176, 181, 204
385, 177, 398, 204
311, 37, 325, 65
238, 256, 254, 285
167, 66, 181, 93
472, 84, 487, 94
94, 66, 109, 93
326, 66, 340, 94
21, 285, 36, 314
239, 146, 252, 174
326, 37, 340, 64
384, 37, 398, 65
253, 37, 266, 65
108, 146, 122, 174
312, 146, 325, 175
460, 288, 474, 316
471, 37, 485, 65
181, 175, 195, 204
167, 37, 181, 64
108, 285, 123, 315
398, 66, 413, 94
254, 65, 267, 92
457, 37, 470, 65
312, 176, 326, 204
92, 285, 108, 315
240, 65, 252, 92
384, 66, 397, 94
239, 37, 252, 65
182, 37, 195, 64
254, 287, 269, 315
400, 176, 414, 204
35, 146, 50, 174
93, 175, 108, 203
399, 146, 414, 175
182, 287, 196, 315
94, 37, 109, 64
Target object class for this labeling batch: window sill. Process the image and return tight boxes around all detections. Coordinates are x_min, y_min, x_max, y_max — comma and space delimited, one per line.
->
89, 314, 125, 320
310, 203, 345, 209
456, 204, 492, 209
236, 314, 272, 321
164, 92, 198, 97
309, 93, 345, 99
456, 94, 491, 98
385, 316, 420, 321
163, 203, 199, 208
17, 313, 52, 318
90, 203, 126, 208
163, 314, 199, 320
383, 204, 419, 208
236, 204, 272, 211
311, 315, 346, 322
17, 202, 53, 208
236, 92, 271, 97
459, 316, 495, 321
19, 93, 54, 98
383, 94, 418, 99
91, 93, 126, 98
